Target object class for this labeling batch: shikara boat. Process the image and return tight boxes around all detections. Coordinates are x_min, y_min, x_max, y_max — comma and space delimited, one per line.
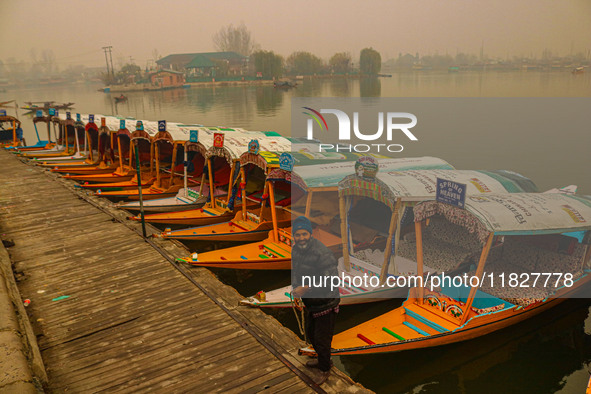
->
14, 110, 54, 151
117, 126, 252, 212
22, 112, 85, 160
98, 124, 255, 200
242, 165, 540, 307
158, 140, 294, 241
0, 112, 24, 148
177, 155, 456, 270
22, 112, 72, 157
299, 193, 591, 356
87, 121, 159, 192
50, 115, 105, 172
130, 131, 290, 224
67, 119, 151, 185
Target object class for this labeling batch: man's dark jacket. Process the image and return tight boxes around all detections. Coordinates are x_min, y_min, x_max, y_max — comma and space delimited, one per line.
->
292, 237, 340, 312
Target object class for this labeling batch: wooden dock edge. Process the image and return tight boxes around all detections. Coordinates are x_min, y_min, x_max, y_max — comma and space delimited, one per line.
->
28, 158, 372, 394
0, 238, 47, 392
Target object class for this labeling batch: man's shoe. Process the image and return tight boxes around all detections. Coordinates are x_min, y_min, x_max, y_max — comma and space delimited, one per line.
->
306, 360, 333, 370
313, 370, 330, 385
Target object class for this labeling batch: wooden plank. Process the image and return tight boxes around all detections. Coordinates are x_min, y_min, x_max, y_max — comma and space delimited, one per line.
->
0, 151, 369, 394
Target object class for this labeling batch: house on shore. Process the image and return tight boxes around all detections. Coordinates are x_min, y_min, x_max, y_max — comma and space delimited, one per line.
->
156, 52, 248, 78
149, 70, 186, 88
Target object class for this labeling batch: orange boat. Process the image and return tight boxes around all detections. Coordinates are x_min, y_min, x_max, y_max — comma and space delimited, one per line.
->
176, 155, 455, 269
96, 127, 184, 200
69, 121, 153, 186
130, 131, 290, 224
0, 112, 24, 149
75, 123, 237, 190
95, 123, 237, 201
241, 164, 542, 308
49, 116, 107, 173
14, 110, 55, 151
159, 140, 294, 241
21, 112, 86, 159
24, 113, 77, 160
176, 227, 339, 270
299, 193, 591, 356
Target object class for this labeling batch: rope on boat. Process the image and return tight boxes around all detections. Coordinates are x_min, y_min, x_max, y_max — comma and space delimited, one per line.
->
290, 291, 307, 343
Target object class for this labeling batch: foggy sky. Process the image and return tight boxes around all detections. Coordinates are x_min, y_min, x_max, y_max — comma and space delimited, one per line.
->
1, 0, 590, 69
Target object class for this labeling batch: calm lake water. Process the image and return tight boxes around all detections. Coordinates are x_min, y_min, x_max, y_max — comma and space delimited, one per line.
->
4, 71, 591, 393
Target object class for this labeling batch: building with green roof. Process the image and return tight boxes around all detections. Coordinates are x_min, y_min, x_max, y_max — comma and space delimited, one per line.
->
156, 52, 248, 77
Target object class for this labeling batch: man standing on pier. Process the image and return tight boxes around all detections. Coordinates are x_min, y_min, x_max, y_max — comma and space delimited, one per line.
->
291, 216, 340, 385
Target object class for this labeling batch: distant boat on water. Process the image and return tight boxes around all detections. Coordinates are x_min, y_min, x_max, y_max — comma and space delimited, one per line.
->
572, 66, 585, 74
273, 80, 297, 89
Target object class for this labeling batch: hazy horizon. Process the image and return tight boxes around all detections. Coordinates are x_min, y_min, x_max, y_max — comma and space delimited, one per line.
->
1, 0, 590, 70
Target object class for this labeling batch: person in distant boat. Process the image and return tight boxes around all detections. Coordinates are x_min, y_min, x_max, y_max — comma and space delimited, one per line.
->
291, 216, 340, 385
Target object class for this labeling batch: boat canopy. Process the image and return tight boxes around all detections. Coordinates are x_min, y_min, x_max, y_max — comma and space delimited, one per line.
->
267, 156, 455, 192
205, 131, 288, 164
239, 137, 292, 172
414, 193, 591, 243
339, 169, 539, 209
0, 115, 21, 128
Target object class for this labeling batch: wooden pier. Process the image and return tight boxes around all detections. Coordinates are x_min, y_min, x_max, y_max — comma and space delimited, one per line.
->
0, 150, 369, 393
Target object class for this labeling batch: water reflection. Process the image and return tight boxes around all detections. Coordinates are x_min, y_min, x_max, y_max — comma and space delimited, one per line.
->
328, 79, 352, 97
255, 86, 283, 115
360, 77, 381, 97
338, 299, 591, 393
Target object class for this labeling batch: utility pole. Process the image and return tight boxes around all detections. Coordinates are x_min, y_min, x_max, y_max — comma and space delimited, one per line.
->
108, 47, 115, 77
102, 46, 111, 76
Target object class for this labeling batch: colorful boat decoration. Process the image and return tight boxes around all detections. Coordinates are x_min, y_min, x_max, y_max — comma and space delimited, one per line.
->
50, 115, 105, 172
95, 121, 187, 200
158, 146, 291, 242
242, 166, 539, 306
129, 132, 291, 224
117, 127, 260, 212
299, 193, 591, 356
68, 118, 153, 186
177, 155, 455, 270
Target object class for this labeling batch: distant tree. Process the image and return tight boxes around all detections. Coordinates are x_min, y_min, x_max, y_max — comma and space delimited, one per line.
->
152, 48, 161, 61
40, 50, 57, 75
116, 63, 142, 84
213, 23, 259, 56
286, 51, 323, 75
455, 52, 477, 65
421, 54, 454, 69
5, 57, 26, 81
329, 52, 352, 73
359, 47, 382, 75
395, 53, 416, 68
251, 50, 283, 78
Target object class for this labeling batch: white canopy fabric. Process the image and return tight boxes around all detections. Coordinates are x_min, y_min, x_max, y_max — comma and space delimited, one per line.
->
339, 169, 536, 209
414, 193, 591, 242
297, 157, 455, 190
205, 131, 291, 163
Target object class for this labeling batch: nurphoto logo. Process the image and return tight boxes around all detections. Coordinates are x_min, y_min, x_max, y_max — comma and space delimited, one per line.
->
303, 106, 418, 153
